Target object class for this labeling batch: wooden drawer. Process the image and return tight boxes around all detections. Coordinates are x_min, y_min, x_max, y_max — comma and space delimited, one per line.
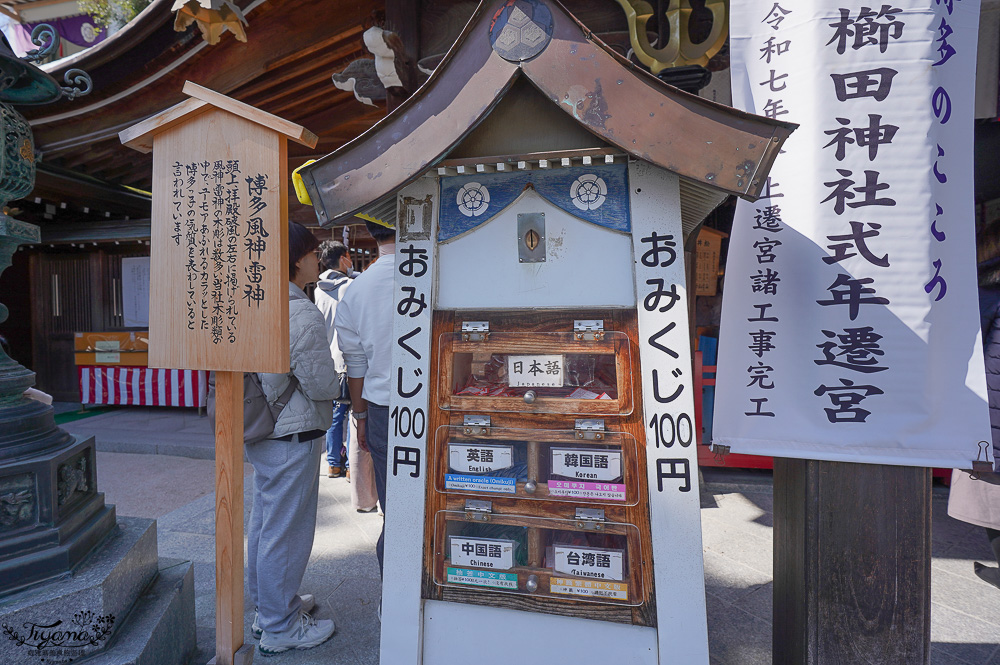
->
422, 309, 654, 627
438, 331, 633, 416
431, 509, 645, 607
432, 424, 640, 506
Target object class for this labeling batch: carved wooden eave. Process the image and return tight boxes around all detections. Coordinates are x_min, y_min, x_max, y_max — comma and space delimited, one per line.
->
14, 0, 384, 230
298, 0, 797, 230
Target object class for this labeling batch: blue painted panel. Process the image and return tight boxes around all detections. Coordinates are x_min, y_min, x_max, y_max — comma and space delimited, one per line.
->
438, 163, 630, 241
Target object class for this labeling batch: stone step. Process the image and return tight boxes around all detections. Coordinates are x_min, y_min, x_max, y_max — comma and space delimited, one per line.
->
82, 557, 196, 665
0, 517, 159, 665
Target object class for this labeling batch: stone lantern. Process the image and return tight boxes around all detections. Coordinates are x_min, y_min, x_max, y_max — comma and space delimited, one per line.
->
0, 26, 114, 595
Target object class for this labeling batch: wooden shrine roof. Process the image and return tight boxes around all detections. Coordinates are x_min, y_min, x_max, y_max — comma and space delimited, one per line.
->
15, 0, 384, 230
298, 0, 797, 228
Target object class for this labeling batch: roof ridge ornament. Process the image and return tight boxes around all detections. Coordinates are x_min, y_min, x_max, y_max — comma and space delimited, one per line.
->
489, 0, 554, 62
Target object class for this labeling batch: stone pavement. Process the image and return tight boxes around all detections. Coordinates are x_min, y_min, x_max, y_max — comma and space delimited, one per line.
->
77, 406, 1000, 665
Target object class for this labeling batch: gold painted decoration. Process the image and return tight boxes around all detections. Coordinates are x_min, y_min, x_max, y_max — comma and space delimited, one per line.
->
615, 0, 728, 73
172, 0, 248, 45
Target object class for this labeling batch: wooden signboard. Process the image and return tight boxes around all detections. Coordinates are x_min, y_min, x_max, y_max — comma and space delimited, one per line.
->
121, 82, 317, 665
695, 226, 727, 297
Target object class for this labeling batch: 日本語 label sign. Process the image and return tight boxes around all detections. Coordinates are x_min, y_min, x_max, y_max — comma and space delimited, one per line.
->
448, 444, 513, 474
449, 536, 516, 570
447, 567, 518, 589
550, 577, 628, 600
552, 545, 624, 581
550, 448, 622, 481
507, 354, 563, 387
716, 0, 990, 466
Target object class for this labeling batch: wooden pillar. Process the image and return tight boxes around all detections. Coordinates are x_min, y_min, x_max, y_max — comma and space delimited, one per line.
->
214, 371, 245, 665
385, 0, 419, 111
773, 459, 931, 664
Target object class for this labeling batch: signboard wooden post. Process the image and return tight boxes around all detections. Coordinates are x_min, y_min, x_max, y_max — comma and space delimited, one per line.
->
121, 82, 317, 665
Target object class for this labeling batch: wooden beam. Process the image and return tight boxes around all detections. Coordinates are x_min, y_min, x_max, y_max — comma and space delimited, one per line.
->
263, 23, 365, 73
0, 4, 21, 21
236, 38, 366, 102
10, 0, 77, 10
246, 69, 354, 116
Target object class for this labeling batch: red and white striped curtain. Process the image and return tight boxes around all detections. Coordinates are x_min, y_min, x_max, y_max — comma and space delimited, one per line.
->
78, 366, 208, 407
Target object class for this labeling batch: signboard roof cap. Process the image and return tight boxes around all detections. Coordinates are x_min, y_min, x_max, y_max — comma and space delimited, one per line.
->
119, 80, 318, 153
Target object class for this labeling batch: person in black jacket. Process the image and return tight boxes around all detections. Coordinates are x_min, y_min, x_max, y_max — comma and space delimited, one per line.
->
948, 267, 1000, 590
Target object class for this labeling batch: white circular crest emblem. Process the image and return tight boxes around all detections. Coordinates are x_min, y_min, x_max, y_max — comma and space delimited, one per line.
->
81, 22, 97, 44
570, 174, 608, 211
457, 182, 490, 217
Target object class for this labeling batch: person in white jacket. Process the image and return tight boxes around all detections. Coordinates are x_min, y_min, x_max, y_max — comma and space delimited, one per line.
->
248, 223, 341, 656
313, 240, 353, 479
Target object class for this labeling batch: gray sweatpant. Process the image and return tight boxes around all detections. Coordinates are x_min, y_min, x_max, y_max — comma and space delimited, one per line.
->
246, 434, 323, 633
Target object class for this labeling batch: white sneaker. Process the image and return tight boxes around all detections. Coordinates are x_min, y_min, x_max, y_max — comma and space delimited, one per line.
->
259, 611, 335, 656
252, 594, 315, 639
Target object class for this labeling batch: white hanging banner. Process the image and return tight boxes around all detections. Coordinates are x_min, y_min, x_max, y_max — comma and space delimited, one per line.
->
715, 0, 990, 467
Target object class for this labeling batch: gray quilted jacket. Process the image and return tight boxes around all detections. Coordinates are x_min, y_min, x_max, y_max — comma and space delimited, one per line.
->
259, 283, 341, 439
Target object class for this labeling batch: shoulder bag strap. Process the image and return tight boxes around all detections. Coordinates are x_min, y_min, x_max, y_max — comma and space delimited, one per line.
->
271, 375, 300, 412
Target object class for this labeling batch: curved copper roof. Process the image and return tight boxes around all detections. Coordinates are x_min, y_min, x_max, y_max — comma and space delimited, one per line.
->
299, 0, 796, 227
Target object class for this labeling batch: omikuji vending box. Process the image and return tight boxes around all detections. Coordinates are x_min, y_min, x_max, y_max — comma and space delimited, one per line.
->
295, 2, 793, 662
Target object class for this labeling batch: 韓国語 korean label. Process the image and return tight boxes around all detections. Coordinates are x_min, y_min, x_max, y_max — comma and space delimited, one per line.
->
552, 545, 624, 581
449, 443, 513, 474
447, 567, 518, 589
547, 480, 626, 502
550, 448, 622, 481
550, 577, 627, 600
507, 354, 563, 387
449, 536, 516, 570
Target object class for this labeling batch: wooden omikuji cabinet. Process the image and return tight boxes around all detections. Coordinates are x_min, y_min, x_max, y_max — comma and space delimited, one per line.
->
292, 3, 791, 662
422, 309, 655, 626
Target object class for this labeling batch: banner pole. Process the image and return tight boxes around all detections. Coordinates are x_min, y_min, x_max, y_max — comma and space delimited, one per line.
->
773, 459, 931, 663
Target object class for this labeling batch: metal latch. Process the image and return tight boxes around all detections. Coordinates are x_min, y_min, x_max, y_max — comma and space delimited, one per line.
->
461, 321, 489, 341
573, 320, 604, 341
971, 441, 994, 480
575, 508, 605, 531
711, 444, 731, 465
575, 419, 606, 441
465, 499, 492, 522
463, 415, 491, 435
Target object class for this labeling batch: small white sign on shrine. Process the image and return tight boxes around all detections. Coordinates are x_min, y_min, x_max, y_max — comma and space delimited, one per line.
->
507, 354, 563, 387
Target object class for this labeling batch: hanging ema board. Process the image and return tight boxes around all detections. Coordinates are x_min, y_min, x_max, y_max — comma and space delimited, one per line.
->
120, 81, 317, 374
